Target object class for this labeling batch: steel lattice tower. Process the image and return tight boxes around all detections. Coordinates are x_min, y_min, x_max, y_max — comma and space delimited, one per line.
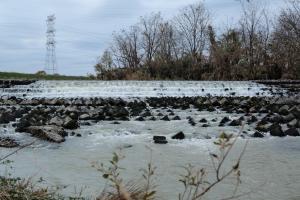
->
45, 15, 57, 74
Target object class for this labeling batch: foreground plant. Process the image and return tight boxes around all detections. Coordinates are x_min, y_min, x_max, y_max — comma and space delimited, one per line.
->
96, 129, 248, 200
178, 132, 248, 200
93, 150, 156, 200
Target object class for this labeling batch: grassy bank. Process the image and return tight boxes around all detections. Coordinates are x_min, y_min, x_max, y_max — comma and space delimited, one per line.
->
0, 72, 91, 81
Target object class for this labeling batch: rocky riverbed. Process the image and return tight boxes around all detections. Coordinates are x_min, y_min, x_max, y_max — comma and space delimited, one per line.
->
0, 80, 300, 199
0, 95, 299, 147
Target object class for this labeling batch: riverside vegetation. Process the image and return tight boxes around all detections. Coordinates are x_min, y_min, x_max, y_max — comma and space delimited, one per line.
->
94, 1, 300, 81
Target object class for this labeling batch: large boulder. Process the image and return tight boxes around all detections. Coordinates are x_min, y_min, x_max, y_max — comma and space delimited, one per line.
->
49, 116, 64, 126
171, 131, 185, 140
25, 126, 66, 143
288, 119, 300, 128
220, 116, 230, 124
278, 105, 289, 115
289, 106, 300, 119
284, 128, 300, 137
63, 116, 79, 130
269, 123, 285, 137
252, 131, 264, 138
283, 113, 295, 123
153, 136, 168, 144
229, 119, 242, 126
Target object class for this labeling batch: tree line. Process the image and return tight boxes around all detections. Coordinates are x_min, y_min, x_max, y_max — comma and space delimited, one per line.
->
94, 0, 300, 80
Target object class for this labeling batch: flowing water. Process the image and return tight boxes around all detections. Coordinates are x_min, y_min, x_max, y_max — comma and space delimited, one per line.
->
0, 81, 299, 200
0, 80, 280, 98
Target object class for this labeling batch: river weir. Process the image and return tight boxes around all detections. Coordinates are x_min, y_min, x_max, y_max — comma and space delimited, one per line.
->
0, 80, 300, 199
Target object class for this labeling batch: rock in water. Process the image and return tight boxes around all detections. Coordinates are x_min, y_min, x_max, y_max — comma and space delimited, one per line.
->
25, 126, 66, 143
172, 116, 181, 120
229, 119, 241, 126
153, 136, 168, 144
284, 128, 300, 137
199, 118, 207, 123
269, 124, 285, 137
171, 131, 185, 140
252, 132, 264, 138
161, 115, 170, 121
220, 116, 230, 124
63, 116, 79, 130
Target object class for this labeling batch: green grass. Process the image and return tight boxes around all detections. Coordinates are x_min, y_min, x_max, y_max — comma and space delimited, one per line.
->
0, 72, 91, 80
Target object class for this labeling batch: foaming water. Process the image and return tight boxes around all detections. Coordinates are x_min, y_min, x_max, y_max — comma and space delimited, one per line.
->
1, 112, 300, 199
1, 80, 279, 98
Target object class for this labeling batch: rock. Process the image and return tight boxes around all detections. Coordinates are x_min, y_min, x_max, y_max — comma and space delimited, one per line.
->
141, 111, 152, 117
76, 134, 82, 137
284, 128, 300, 137
153, 136, 168, 144
154, 140, 168, 144
249, 107, 257, 113
188, 118, 196, 126
49, 116, 64, 126
288, 119, 300, 128
252, 132, 264, 138
247, 115, 258, 124
207, 107, 216, 112
269, 123, 285, 137
219, 98, 228, 106
171, 131, 185, 140
229, 119, 241, 126
202, 124, 210, 127
63, 116, 79, 130
172, 116, 181, 120
259, 107, 268, 113
149, 116, 157, 121
79, 114, 90, 120
25, 126, 66, 143
220, 117, 230, 124
289, 106, 300, 119
135, 116, 145, 121
0, 138, 19, 148
199, 118, 207, 123
211, 118, 217, 122
255, 125, 269, 132
283, 113, 295, 123
239, 116, 245, 121
157, 112, 164, 117
268, 114, 284, 123
153, 136, 166, 140
161, 115, 170, 121
278, 105, 289, 115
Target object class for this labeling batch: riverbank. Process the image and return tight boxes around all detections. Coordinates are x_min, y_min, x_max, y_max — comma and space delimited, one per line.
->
0, 72, 90, 81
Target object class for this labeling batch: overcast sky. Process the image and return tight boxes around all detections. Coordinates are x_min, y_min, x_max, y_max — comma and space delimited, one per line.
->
0, 0, 286, 76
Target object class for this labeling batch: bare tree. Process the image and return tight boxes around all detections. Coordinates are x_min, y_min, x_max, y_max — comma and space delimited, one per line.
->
140, 13, 163, 66
112, 26, 141, 69
157, 22, 179, 63
272, 0, 300, 78
239, 0, 269, 79
174, 1, 210, 78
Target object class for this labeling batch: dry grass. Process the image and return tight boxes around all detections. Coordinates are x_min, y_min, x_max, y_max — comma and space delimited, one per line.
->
0, 177, 62, 200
